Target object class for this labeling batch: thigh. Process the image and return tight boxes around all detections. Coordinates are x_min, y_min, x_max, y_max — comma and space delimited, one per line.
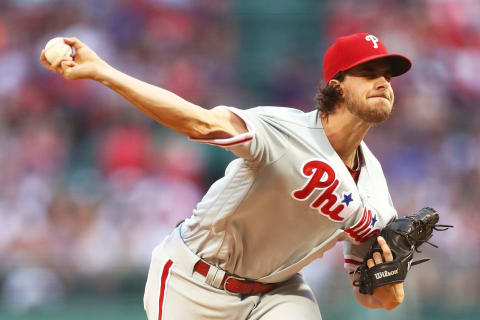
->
248, 273, 322, 320
144, 245, 257, 320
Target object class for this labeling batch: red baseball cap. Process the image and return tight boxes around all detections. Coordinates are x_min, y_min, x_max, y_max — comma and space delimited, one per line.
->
323, 33, 412, 83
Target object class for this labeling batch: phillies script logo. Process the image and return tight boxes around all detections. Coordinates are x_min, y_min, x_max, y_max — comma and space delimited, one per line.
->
291, 160, 346, 222
365, 34, 379, 48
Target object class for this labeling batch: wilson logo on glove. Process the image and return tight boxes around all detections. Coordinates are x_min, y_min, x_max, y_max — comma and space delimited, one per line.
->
374, 269, 399, 280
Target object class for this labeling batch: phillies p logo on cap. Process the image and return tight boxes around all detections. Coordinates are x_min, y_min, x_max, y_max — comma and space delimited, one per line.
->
322, 33, 412, 83
365, 34, 379, 48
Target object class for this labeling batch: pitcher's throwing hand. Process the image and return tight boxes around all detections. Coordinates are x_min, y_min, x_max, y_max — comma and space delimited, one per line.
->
40, 37, 109, 80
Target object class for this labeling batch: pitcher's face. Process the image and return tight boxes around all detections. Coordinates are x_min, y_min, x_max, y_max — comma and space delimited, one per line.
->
341, 59, 395, 123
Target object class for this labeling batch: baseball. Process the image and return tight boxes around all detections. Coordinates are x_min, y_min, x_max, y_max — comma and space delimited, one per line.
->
44, 37, 73, 64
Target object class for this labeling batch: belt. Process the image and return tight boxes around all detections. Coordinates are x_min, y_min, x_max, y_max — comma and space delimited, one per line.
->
194, 260, 277, 295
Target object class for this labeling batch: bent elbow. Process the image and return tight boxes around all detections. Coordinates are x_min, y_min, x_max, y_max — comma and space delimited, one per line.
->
183, 112, 220, 139
187, 123, 214, 139
188, 123, 233, 140
188, 112, 236, 140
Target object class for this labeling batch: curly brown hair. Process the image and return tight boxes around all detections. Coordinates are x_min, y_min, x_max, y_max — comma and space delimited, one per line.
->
314, 71, 346, 118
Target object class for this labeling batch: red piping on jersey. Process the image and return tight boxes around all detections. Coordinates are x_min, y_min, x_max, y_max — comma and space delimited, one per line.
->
344, 258, 361, 265
201, 136, 253, 147
158, 259, 173, 320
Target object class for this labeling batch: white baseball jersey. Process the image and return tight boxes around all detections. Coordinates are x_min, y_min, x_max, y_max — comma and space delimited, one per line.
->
181, 106, 397, 283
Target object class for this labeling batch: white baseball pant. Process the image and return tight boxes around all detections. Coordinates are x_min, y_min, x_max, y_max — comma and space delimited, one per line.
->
143, 228, 322, 319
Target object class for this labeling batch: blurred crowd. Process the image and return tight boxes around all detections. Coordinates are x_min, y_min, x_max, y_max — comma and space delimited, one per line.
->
0, 0, 237, 310
0, 0, 479, 314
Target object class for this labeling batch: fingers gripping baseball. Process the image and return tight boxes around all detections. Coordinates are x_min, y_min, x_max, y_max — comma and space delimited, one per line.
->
40, 37, 108, 80
40, 51, 77, 79
40, 50, 60, 73
61, 60, 79, 80
64, 37, 86, 50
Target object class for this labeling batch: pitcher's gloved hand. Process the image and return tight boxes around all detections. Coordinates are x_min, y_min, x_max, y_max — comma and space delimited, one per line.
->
352, 207, 453, 295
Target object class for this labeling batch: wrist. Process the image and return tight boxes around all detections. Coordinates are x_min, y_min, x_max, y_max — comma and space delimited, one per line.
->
93, 60, 114, 83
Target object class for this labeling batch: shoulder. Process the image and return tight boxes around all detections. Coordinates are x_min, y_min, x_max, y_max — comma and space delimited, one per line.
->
246, 106, 321, 128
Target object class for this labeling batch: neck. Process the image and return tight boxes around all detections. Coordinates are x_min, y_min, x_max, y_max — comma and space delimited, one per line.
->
321, 108, 372, 168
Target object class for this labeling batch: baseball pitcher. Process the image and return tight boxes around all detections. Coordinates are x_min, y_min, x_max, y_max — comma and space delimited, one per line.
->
40, 33, 450, 319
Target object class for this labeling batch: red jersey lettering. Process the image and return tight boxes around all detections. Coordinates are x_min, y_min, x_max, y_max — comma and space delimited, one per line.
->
292, 160, 345, 222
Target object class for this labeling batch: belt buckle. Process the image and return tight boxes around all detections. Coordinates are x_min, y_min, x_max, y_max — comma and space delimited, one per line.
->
223, 275, 244, 295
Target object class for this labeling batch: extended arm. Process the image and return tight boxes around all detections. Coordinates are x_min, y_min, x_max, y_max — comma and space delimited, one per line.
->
348, 236, 404, 310
40, 37, 247, 139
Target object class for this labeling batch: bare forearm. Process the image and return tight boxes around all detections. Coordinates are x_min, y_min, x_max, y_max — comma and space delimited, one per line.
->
41, 38, 246, 139
96, 64, 212, 137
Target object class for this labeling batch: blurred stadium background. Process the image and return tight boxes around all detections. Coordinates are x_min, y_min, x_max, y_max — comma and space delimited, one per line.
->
1, 0, 479, 319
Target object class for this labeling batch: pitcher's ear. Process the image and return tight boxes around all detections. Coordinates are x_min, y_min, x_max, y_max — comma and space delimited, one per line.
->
328, 79, 343, 95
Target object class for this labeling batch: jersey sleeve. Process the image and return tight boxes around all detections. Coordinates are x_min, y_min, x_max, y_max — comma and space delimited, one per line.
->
342, 206, 398, 271
343, 237, 376, 271
190, 106, 289, 166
